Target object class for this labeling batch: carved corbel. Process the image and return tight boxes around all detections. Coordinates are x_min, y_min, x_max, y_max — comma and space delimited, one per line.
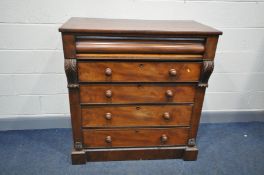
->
64, 59, 79, 88
198, 61, 214, 87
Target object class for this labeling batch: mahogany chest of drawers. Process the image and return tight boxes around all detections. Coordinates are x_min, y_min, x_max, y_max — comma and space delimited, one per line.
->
59, 18, 222, 164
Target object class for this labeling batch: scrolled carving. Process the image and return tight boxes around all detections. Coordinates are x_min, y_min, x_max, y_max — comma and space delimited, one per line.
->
188, 138, 196, 147
198, 61, 214, 87
74, 141, 83, 151
65, 59, 79, 88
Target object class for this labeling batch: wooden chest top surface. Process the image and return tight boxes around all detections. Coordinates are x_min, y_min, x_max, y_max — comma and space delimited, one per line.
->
59, 17, 222, 36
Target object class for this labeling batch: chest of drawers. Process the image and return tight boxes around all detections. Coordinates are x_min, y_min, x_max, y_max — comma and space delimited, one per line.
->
59, 18, 222, 164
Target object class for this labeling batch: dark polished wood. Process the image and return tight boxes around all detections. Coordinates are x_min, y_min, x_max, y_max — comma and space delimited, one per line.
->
189, 87, 206, 141
203, 36, 219, 60
199, 61, 214, 87
76, 39, 205, 54
59, 18, 222, 36
183, 146, 198, 161
63, 50, 82, 152
81, 105, 193, 127
65, 59, 78, 88
78, 61, 201, 82
71, 150, 86, 165
85, 147, 186, 162
60, 18, 221, 164
83, 127, 189, 148
77, 54, 203, 60
79, 84, 196, 103
61, 34, 75, 59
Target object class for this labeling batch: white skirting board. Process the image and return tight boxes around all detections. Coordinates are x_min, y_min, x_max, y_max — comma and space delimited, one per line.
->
0, 111, 263, 131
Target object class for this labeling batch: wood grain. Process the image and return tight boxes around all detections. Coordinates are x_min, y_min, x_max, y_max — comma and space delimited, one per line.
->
78, 61, 201, 82
83, 127, 189, 148
59, 18, 222, 36
183, 146, 198, 161
203, 36, 219, 60
71, 150, 86, 165
67, 88, 83, 149
61, 34, 76, 59
76, 39, 205, 54
59, 18, 222, 164
76, 53, 203, 60
189, 87, 206, 141
79, 84, 196, 103
81, 104, 193, 127
64, 59, 82, 150
85, 147, 186, 162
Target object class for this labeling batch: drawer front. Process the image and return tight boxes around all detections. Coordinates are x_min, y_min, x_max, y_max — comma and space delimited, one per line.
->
76, 38, 205, 54
83, 128, 189, 148
78, 61, 201, 82
82, 105, 192, 127
80, 84, 195, 103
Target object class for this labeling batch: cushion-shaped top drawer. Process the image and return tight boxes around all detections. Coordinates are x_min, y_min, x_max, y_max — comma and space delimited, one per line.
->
78, 61, 201, 82
75, 37, 205, 54
83, 127, 189, 148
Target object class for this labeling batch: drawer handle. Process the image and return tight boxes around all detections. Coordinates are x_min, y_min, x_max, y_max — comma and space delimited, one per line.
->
105, 90, 112, 98
163, 112, 171, 120
105, 136, 112, 143
161, 134, 168, 143
165, 90, 173, 97
105, 68, 112, 76
105, 113, 112, 120
169, 69, 177, 76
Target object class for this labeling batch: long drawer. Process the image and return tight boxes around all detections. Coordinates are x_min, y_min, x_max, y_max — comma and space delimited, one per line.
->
79, 84, 196, 104
82, 105, 193, 127
78, 61, 201, 82
75, 38, 205, 54
83, 128, 189, 148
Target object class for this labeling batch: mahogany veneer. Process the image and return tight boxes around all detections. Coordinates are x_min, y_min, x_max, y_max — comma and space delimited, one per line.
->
83, 128, 189, 148
81, 105, 193, 127
59, 18, 222, 164
79, 84, 196, 103
78, 61, 201, 82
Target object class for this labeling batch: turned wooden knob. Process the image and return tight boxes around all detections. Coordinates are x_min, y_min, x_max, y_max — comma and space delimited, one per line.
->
105, 68, 112, 76
166, 90, 173, 97
161, 134, 168, 143
105, 113, 112, 120
169, 69, 177, 76
163, 112, 171, 120
105, 90, 112, 98
105, 136, 112, 143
